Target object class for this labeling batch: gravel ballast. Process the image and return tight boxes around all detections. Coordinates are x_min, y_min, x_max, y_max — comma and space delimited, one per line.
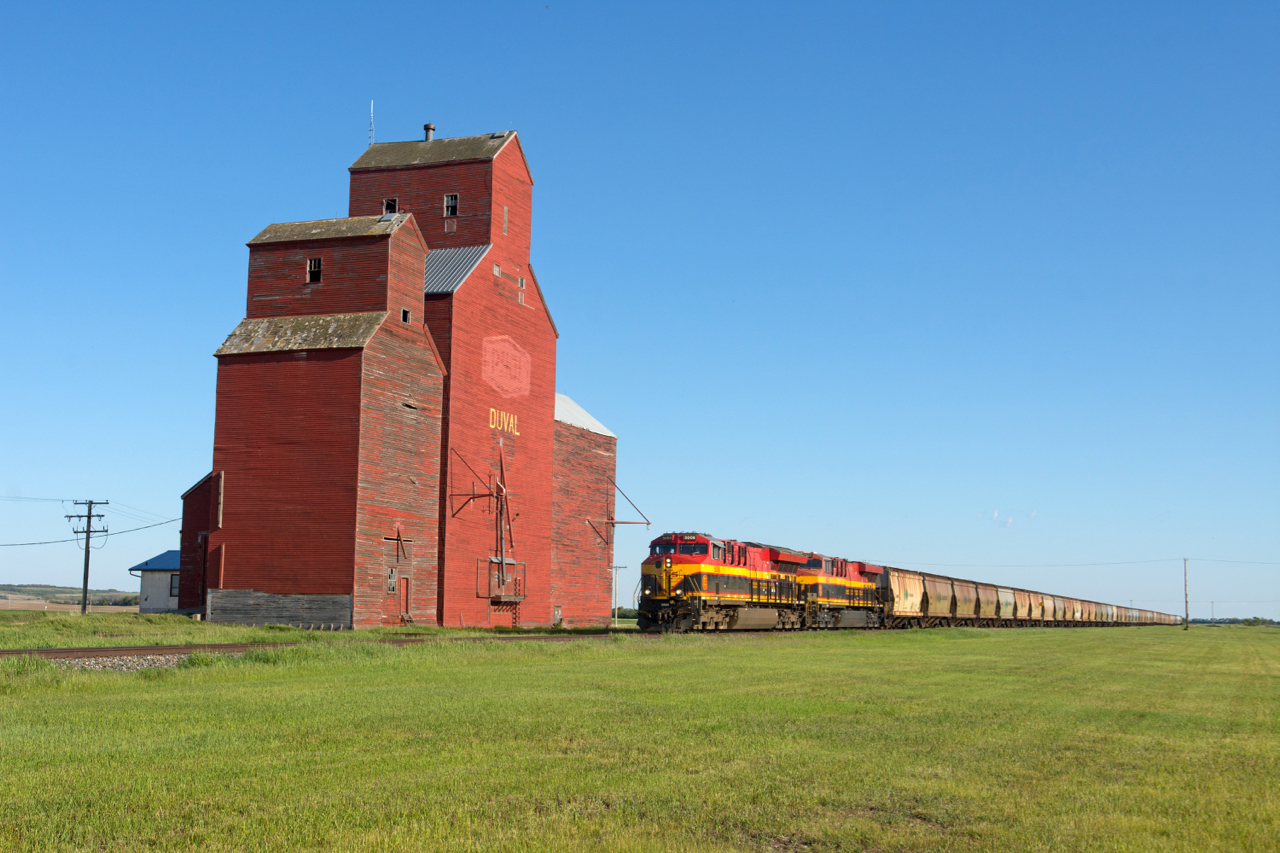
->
50, 654, 240, 673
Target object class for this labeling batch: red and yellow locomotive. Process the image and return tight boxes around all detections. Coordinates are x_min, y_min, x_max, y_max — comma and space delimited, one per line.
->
638, 531, 1184, 632
638, 532, 882, 632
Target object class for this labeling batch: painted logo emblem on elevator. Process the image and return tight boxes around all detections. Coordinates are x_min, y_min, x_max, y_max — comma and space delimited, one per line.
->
482, 335, 531, 398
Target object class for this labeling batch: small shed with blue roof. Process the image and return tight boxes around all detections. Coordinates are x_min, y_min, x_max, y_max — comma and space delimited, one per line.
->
128, 550, 181, 613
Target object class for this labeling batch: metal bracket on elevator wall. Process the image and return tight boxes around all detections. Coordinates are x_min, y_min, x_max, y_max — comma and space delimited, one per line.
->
448, 448, 495, 518
587, 476, 651, 547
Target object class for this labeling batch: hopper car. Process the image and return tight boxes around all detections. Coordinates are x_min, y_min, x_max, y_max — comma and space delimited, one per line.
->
637, 532, 1181, 633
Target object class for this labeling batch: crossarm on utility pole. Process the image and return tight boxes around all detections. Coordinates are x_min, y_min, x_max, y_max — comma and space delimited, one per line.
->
67, 500, 108, 615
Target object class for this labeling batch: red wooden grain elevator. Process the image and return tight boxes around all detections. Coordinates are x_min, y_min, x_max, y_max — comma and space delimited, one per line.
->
180, 128, 617, 628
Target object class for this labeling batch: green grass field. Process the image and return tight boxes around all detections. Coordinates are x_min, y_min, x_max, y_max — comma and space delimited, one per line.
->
0, 611, 625, 650
1, 625, 1276, 851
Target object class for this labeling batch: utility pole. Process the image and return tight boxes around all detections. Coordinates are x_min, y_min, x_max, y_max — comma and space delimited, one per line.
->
66, 500, 108, 615
610, 566, 627, 628
1183, 557, 1189, 631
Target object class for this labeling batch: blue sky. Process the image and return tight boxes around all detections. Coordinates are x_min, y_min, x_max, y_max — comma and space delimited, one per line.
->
1, 1, 1276, 619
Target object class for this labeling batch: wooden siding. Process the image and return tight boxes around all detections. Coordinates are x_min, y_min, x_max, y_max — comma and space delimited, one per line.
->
349, 161, 495, 249
178, 474, 214, 611
489, 135, 533, 264
207, 348, 364, 595
246, 236, 391, 318
352, 304, 445, 627
353, 139, 558, 628
432, 253, 557, 627
550, 421, 617, 627
206, 589, 352, 627
243, 217, 428, 320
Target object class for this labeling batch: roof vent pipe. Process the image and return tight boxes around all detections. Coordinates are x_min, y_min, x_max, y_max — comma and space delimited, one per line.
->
424, 123, 436, 142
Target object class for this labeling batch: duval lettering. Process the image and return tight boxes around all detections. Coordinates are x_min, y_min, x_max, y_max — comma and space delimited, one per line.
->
488, 408, 520, 435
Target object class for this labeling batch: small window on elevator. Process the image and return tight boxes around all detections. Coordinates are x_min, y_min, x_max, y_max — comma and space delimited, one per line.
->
383, 198, 398, 214
401, 309, 411, 323
443, 194, 458, 217
307, 258, 322, 283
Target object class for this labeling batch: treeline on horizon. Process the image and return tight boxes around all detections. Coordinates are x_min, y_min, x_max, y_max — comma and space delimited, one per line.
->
0, 584, 126, 594
1, 584, 137, 606
1190, 617, 1277, 626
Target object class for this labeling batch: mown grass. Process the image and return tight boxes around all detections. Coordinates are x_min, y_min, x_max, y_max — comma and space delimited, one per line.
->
0, 627, 1276, 851
0, 611, 619, 650
0, 611, 335, 649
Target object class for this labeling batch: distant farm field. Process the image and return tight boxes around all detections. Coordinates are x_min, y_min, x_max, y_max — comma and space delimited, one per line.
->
1, 627, 1276, 852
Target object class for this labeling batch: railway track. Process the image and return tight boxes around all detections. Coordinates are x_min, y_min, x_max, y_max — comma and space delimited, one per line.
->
0, 631, 637, 661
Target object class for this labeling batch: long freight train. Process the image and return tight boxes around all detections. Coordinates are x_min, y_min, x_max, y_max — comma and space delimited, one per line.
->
638, 532, 1180, 632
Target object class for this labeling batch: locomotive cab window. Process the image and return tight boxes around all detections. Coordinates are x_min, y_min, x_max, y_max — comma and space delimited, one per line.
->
712, 544, 723, 561
678, 543, 708, 556
650, 543, 677, 556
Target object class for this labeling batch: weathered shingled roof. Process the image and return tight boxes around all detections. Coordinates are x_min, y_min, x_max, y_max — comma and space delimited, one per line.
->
215, 312, 387, 356
247, 213, 410, 245
423, 244, 491, 295
350, 132, 516, 171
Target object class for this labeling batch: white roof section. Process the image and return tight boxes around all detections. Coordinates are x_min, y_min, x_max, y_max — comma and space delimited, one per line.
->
554, 393, 616, 438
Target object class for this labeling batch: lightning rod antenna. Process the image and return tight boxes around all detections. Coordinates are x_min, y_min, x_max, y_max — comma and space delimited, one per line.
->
369, 101, 375, 147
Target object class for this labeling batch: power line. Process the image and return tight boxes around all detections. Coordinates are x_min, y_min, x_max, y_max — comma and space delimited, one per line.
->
2, 496, 171, 524
883, 557, 1280, 569
108, 507, 165, 525
1135, 600, 1280, 604
0, 496, 75, 502
886, 558, 1179, 568
110, 501, 170, 521
0, 517, 178, 547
